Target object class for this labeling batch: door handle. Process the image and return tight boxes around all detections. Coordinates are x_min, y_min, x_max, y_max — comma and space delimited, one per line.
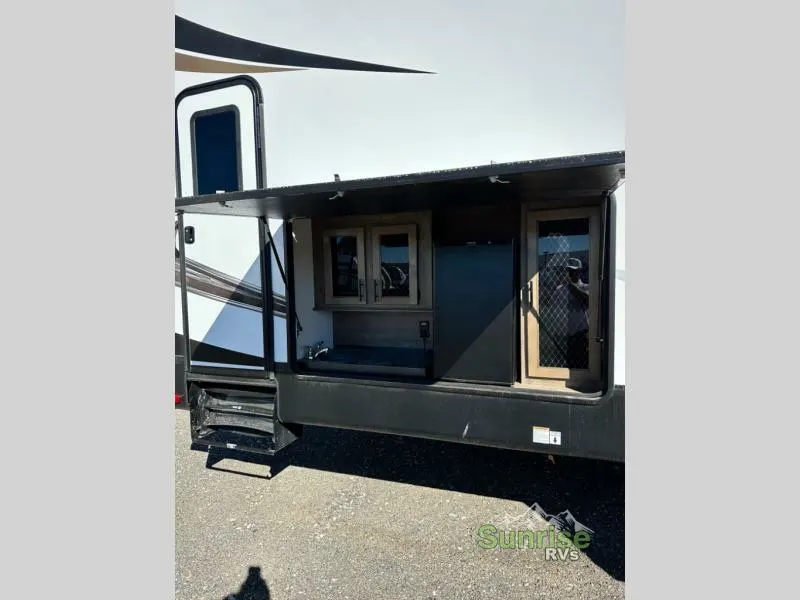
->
358, 279, 365, 301
374, 279, 381, 300
522, 281, 533, 311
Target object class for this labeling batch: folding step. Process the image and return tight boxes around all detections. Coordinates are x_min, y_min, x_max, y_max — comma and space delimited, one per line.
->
187, 378, 299, 456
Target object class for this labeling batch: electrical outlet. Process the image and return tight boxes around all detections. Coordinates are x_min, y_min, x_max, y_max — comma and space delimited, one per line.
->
419, 320, 430, 339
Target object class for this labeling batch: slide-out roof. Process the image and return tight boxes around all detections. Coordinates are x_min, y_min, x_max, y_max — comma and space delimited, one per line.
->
175, 151, 625, 219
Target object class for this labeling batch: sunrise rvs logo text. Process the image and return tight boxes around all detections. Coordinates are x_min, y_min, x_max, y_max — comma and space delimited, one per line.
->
476, 502, 594, 562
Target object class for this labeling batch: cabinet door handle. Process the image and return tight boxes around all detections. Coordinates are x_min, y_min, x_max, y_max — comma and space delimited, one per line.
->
374, 279, 381, 300
358, 279, 365, 301
522, 281, 533, 311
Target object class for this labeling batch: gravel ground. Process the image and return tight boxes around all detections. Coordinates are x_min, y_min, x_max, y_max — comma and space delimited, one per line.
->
175, 407, 624, 600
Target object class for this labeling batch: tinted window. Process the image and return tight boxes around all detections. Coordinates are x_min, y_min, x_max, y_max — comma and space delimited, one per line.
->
192, 109, 241, 195
329, 235, 360, 297
377, 233, 410, 297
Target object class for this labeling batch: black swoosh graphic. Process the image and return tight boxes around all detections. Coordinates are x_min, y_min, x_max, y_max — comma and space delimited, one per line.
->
176, 333, 263, 368
175, 256, 289, 317
176, 16, 432, 74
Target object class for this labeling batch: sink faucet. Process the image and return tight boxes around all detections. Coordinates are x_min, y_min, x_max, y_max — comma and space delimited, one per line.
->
307, 340, 329, 360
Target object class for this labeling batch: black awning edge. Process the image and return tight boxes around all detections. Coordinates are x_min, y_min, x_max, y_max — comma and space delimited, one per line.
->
176, 150, 625, 212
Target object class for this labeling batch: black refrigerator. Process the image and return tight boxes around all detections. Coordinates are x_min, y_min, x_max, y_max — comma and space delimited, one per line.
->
433, 241, 516, 385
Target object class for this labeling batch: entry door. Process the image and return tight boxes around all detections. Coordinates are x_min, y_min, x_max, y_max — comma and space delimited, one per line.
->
175, 77, 269, 371
523, 207, 601, 389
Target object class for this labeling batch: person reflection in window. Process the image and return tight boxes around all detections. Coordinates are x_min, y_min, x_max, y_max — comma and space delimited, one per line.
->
563, 258, 590, 369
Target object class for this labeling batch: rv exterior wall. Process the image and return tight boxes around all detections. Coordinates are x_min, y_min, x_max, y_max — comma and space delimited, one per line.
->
175, 0, 625, 386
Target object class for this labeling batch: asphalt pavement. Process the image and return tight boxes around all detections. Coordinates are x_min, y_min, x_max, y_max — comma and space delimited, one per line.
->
175, 407, 624, 600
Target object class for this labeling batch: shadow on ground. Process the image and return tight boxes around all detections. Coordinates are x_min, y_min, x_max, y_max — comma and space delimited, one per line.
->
221, 566, 270, 600
188, 420, 625, 582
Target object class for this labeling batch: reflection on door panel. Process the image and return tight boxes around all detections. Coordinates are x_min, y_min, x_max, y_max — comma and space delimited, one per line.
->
329, 235, 361, 297
537, 219, 591, 370
378, 233, 410, 298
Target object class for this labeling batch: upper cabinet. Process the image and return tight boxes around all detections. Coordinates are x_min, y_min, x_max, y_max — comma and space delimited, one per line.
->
323, 227, 367, 305
370, 224, 418, 306
314, 212, 431, 310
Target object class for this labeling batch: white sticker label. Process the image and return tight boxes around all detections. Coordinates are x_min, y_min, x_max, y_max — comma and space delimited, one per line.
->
549, 431, 562, 445
533, 426, 551, 444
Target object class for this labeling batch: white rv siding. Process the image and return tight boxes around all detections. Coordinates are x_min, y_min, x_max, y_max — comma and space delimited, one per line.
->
175, 0, 625, 384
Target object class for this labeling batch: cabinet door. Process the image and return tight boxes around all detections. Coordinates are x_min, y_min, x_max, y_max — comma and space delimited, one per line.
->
370, 224, 418, 306
523, 207, 601, 388
323, 228, 366, 305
